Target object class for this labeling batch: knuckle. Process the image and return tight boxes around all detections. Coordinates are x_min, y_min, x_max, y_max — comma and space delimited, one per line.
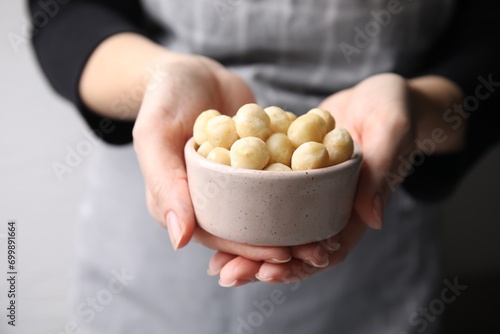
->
392, 110, 412, 134
147, 180, 170, 222
145, 189, 163, 225
148, 179, 163, 200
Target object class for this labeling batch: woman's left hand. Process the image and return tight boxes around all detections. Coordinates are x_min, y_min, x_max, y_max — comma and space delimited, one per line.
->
210, 73, 464, 286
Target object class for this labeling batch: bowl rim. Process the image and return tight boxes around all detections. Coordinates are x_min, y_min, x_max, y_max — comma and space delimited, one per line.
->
185, 137, 363, 179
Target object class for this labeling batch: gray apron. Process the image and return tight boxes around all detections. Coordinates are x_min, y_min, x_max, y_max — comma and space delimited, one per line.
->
70, 1, 453, 333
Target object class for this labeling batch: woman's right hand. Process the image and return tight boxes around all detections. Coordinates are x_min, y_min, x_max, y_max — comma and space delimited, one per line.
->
132, 53, 300, 280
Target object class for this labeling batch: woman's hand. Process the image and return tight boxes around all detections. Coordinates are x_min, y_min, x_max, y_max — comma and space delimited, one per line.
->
132, 53, 296, 266
209, 73, 465, 286
320, 73, 464, 231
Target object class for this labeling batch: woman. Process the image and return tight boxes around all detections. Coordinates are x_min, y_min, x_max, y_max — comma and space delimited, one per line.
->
29, 0, 499, 333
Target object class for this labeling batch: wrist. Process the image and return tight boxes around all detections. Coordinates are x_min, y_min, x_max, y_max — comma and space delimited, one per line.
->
407, 76, 466, 154
79, 33, 170, 120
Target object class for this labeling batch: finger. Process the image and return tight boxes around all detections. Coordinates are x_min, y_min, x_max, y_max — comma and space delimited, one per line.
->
291, 244, 329, 268
218, 257, 262, 287
193, 227, 292, 264
256, 258, 318, 283
133, 110, 196, 251
208, 251, 237, 276
290, 233, 341, 268
328, 213, 367, 267
256, 216, 366, 283
353, 104, 411, 229
216, 70, 256, 116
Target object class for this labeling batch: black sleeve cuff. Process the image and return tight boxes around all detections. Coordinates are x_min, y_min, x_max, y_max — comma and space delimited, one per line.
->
30, 0, 161, 144
402, 0, 500, 202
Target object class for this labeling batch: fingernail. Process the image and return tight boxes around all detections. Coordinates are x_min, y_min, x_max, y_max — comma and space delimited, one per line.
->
372, 194, 383, 230
304, 257, 329, 268
218, 279, 238, 288
207, 268, 220, 276
166, 211, 182, 250
255, 273, 274, 282
268, 256, 292, 264
324, 242, 341, 252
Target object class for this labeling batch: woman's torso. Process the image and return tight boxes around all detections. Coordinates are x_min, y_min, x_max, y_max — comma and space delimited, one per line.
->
71, 1, 453, 333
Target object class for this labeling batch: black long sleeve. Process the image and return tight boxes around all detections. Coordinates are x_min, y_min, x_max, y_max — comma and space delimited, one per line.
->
29, 0, 161, 144
29, 0, 500, 201
402, 0, 500, 201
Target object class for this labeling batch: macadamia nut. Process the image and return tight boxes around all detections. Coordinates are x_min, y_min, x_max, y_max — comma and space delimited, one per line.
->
265, 163, 292, 171
197, 141, 214, 158
193, 103, 354, 171
323, 128, 354, 166
307, 108, 335, 133
207, 147, 231, 166
230, 137, 270, 170
286, 111, 297, 123
206, 115, 239, 149
264, 106, 291, 134
234, 103, 272, 140
193, 109, 221, 145
266, 133, 294, 166
291, 142, 329, 171
287, 113, 327, 148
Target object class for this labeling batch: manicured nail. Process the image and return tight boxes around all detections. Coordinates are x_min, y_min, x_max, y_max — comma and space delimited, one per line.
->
255, 273, 274, 282
255, 274, 300, 284
304, 257, 329, 268
324, 242, 341, 252
268, 256, 292, 264
218, 279, 238, 288
166, 211, 182, 250
372, 194, 383, 230
207, 268, 220, 276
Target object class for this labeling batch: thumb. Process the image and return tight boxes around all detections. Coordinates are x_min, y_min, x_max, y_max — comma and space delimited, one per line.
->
134, 125, 196, 250
160, 156, 197, 250
352, 157, 388, 231
353, 128, 409, 230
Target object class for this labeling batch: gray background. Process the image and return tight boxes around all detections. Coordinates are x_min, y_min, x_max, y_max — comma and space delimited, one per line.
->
1, 1, 499, 333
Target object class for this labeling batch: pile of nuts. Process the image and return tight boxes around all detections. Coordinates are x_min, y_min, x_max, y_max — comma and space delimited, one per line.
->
193, 103, 354, 171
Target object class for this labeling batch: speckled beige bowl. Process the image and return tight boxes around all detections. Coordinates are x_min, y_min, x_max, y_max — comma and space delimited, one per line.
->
184, 137, 363, 246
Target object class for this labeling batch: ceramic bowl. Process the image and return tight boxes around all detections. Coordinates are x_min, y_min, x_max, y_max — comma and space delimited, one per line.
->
184, 137, 363, 246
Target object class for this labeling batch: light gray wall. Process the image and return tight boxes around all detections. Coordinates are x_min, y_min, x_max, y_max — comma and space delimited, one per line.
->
1, 2, 86, 333
1, 1, 499, 333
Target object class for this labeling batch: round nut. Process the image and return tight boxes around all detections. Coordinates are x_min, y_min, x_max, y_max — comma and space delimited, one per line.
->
285, 111, 297, 123
307, 108, 336, 133
287, 113, 327, 148
206, 147, 231, 166
266, 132, 294, 167
197, 141, 214, 158
193, 109, 221, 145
264, 106, 291, 134
323, 128, 354, 166
234, 103, 272, 140
291, 142, 329, 171
206, 115, 239, 149
230, 137, 270, 170
264, 163, 292, 171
